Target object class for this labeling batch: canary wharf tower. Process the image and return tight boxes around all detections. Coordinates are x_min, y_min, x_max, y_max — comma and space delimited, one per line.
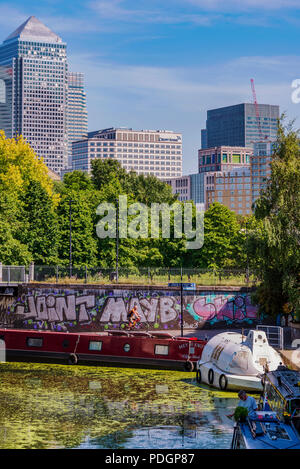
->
0, 16, 69, 172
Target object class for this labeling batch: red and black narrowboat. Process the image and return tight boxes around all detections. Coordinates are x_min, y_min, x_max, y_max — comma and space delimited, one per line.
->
0, 328, 206, 371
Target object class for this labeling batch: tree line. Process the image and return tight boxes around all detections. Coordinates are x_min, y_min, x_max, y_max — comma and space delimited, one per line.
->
0, 118, 299, 320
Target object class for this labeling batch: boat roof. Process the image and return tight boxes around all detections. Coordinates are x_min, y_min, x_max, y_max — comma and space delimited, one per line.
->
239, 412, 300, 449
266, 367, 300, 400
0, 328, 204, 342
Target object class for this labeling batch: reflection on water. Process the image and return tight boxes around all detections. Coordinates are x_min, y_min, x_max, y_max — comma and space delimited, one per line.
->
0, 362, 240, 449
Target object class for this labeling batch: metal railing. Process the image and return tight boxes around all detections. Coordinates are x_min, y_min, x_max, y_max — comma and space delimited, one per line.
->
0, 265, 26, 284
0, 264, 259, 287
256, 325, 284, 350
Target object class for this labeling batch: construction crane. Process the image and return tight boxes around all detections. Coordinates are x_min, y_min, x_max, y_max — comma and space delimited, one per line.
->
250, 78, 264, 141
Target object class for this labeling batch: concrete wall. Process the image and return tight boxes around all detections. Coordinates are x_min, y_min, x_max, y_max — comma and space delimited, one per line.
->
0, 283, 265, 332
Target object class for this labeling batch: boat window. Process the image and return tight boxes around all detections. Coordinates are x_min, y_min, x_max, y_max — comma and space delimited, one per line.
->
89, 341, 102, 351
267, 425, 290, 440
291, 399, 300, 416
62, 340, 69, 348
26, 337, 43, 347
155, 345, 169, 356
123, 344, 130, 352
267, 384, 284, 414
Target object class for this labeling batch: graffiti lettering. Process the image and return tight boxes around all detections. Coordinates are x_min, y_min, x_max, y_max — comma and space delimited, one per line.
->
2, 288, 260, 332
15, 295, 95, 323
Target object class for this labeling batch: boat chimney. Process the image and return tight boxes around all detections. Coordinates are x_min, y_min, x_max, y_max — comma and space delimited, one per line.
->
277, 376, 282, 387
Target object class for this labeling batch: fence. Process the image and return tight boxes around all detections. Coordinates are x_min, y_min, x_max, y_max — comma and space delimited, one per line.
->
256, 325, 284, 350
0, 265, 26, 284
0, 264, 259, 287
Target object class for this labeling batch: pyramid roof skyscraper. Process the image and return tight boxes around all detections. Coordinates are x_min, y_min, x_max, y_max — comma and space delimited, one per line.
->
0, 16, 87, 175
4, 15, 62, 43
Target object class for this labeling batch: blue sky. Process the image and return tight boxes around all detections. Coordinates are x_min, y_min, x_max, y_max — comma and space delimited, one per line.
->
1, 0, 300, 173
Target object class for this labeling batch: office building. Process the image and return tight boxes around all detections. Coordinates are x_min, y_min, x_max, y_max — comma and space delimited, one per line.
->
164, 172, 205, 211
67, 72, 87, 167
205, 167, 252, 216
201, 128, 207, 149
72, 127, 183, 179
198, 145, 252, 172
0, 16, 87, 173
166, 146, 252, 215
164, 175, 190, 202
204, 103, 279, 149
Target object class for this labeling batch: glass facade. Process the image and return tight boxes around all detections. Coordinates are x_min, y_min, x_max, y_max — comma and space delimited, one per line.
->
204, 103, 279, 150
67, 72, 87, 167
201, 128, 207, 149
190, 173, 205, 204
0, 16, 87, 174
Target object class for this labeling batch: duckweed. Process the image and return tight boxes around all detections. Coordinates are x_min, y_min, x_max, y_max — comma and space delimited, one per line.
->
0, 362, 242, 449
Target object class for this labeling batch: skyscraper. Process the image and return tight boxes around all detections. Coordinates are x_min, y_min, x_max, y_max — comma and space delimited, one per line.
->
0, 16, 87, 173
204, 103, 279, 149
67, 72, 88, 167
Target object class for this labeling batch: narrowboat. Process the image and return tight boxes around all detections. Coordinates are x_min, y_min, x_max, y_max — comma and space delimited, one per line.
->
231, 367, 300, 449
231, 411, 300, 449
260, 366, 300, 435
195, 330, 282, 391
0, 328, 206, 371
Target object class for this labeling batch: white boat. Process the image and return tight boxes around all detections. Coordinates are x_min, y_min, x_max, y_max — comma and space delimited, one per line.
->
196, 330, 283, 392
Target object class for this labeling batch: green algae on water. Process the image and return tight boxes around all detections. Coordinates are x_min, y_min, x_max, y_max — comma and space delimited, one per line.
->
0, 362, 239, 449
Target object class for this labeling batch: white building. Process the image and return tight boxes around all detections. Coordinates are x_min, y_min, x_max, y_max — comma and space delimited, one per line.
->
72, 127, 183, 179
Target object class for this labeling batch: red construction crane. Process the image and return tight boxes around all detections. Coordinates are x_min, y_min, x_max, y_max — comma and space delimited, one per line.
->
250, 78, 264, 141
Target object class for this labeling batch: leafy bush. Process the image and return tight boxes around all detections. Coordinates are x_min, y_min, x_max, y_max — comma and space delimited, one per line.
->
234, 406, 249, 422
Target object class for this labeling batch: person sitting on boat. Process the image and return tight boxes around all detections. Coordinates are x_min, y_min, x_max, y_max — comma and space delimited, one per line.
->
227, 390, 258, 420
127, 305, 141, 330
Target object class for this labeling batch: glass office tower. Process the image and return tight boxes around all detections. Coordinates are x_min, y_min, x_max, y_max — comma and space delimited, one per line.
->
67, 72, 88, 167
205, 103, 279, 149
0, 16, 68, 172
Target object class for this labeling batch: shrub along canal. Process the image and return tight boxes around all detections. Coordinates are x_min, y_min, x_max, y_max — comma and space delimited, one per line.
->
0, 362, 244, 449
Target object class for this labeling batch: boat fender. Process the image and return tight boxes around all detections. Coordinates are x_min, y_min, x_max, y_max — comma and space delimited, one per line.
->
219, 374, 228, 391
196, 369, 202, 383
208, 368, 214, 385
184, 360, 194, 372
68, 353, 78, 365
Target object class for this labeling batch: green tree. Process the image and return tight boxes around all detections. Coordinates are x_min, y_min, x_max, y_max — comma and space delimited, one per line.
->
0, 219, 32, 265
63, 170, 94, 192
248, 118, 300, 320
19, 181, 59, 264
191, 202, 245, 270
130, 173, 177, 205
57, 189, 98, 267
0, 132, 58, 265
91, 159, 128, 192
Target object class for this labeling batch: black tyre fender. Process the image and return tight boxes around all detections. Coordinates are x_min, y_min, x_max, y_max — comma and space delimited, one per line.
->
208, 368, 214, 385
68, 353, 78, 365
184, 360, 194, 372
196, 369, 202, 383
219, 374, 228, 391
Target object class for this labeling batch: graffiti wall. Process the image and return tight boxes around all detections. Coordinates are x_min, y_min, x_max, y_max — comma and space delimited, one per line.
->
0, 285, 264, 332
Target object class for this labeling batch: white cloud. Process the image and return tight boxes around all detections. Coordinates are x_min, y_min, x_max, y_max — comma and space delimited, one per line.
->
68, 51, 299, 173
40, 16, 105, 33
88, 0, 218, 26
185, 0, 300, 11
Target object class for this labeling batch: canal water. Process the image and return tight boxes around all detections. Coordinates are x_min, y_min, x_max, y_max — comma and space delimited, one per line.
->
0, 362, 241, 449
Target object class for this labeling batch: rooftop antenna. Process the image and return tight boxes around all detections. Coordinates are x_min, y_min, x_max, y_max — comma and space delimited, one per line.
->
250, 78, 270, 143
250, 78, 264, 142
